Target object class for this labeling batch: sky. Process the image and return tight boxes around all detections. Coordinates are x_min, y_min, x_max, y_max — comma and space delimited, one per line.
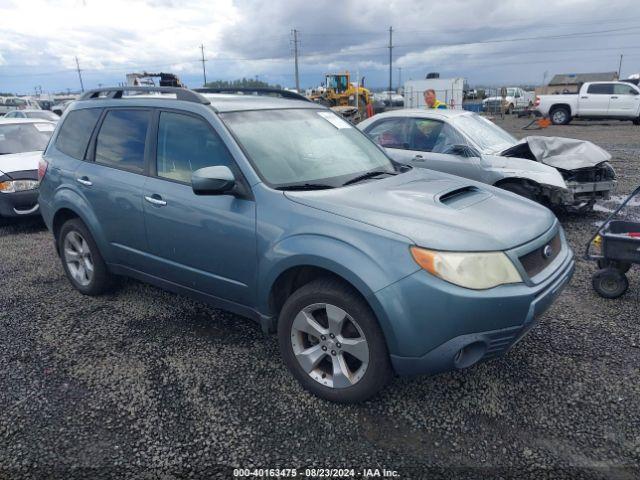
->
1, 0, 640, 95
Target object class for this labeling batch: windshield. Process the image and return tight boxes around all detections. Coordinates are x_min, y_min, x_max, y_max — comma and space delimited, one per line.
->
452, 113, 517, 154
506, 88, 516, 96
25, 111, 58, 121
221, 109, 396, 188
0, 123, 54, 154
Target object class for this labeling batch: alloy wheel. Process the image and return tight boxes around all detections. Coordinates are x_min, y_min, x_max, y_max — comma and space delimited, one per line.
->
63, 230, 94, 287
290, 303, 369, 389
552, 110, 567, 124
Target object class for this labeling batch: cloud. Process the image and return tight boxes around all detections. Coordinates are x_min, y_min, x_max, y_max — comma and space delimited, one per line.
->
1, 0, 640, 93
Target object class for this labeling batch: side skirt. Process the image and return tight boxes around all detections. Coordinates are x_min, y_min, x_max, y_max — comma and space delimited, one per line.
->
108, 264, 276, 334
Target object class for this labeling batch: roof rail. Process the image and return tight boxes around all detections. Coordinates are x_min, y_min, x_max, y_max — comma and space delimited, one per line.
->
193, 87, 310, 102
78, 86, 211, 105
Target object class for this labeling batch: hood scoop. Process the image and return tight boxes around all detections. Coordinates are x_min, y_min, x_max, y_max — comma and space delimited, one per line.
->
437, 185, 491, 209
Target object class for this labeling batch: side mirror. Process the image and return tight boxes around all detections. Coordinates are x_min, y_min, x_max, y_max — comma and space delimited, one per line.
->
192, 166, 236, 195
447, 144, 480, 158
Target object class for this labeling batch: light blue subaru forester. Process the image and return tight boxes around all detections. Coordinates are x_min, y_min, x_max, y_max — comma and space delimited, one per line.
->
38, 86, 575, 403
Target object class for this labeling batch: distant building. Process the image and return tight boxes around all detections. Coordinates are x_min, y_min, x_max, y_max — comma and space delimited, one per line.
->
536, 71, 619, 95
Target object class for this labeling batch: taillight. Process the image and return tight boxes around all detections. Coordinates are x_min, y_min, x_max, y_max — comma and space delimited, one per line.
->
38, 157, 48, 181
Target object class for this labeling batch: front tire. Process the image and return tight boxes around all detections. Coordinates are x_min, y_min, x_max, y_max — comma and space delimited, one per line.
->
278, 278, 392, 403
58, 218, 114, 295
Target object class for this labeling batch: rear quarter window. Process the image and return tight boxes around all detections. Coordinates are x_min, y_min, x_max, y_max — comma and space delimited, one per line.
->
55, 108, 102, 160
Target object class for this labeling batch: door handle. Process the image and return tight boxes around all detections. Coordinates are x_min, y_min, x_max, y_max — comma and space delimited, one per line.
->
144, 194, 167, 206
413, 154, 425, 161
610, 96, 618, 99
76, 176, 92, 186
580, 96, 588, 99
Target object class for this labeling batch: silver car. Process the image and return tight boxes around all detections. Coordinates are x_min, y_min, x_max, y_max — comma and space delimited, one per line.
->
358, 109, 616, 211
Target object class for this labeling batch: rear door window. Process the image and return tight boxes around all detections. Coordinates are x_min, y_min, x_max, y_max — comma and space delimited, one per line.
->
95, 109, 150, 173
156, 111, 234, 183
55, 108, 102, 160
587, 84, 614, 95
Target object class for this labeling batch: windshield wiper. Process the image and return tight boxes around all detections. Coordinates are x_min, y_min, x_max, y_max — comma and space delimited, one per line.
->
342, 170, 397, 186
276, 183, 335, 191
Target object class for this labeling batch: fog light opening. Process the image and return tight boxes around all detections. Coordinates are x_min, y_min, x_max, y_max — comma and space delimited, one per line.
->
454, 341, 487, 369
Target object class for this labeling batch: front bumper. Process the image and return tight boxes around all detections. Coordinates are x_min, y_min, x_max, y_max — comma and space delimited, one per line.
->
372, 240, 575, 376
0, 189, 40, 217
566, 180, 616, 198
546, 180, 616, 206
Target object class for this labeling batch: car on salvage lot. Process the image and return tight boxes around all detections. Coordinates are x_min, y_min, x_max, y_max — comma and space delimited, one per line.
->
38, 86, 574, 403
0, 118, 55, 219
359, 109, 616, 212
3, 109, 60, 122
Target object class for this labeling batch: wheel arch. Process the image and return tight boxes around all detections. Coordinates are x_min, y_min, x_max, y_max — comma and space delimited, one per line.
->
494, 176, 541, 191
549, 103, 573, 116
265, 259, 398, 355
268, 264, 373, 319
50, 188, 109, 257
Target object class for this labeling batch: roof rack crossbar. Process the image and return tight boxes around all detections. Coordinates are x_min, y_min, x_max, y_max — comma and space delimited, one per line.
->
193, 87, 310, 102
78, 86, 211, 105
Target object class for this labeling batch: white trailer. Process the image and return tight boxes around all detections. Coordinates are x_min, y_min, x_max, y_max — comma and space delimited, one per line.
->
403, 78, 465, 110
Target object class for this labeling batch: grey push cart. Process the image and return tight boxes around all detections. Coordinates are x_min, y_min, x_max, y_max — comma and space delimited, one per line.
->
585, 186, 640, 298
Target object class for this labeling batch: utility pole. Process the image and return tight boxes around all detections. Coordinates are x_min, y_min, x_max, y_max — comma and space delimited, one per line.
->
200, 44, 207, 86
292, 29, 300, 93
75, 56, 84, 92
388, 26, 393, 104
397, 67, 402, 92
618, 54, 623, 78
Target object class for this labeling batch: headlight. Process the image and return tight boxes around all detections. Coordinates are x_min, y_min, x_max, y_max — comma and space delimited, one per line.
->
0, 180, 39, 193
410, 246, 522, 290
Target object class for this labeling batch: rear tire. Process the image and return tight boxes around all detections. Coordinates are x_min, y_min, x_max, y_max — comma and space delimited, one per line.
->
592, 268, 628, 299
550, 106, 571, 125
278, 278, 392, 403
633, 117, 640, 125
58, 218, 114, 295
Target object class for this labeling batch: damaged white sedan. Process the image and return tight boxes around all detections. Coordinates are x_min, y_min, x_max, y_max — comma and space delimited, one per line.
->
359, 109, 616, 212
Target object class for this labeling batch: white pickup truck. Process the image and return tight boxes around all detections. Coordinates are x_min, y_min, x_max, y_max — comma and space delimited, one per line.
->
535, 81, 640, 125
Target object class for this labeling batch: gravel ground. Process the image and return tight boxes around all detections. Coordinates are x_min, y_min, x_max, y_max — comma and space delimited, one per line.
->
1, 116, 639, 479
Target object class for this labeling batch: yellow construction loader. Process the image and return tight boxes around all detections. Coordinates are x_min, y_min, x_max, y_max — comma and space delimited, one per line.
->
309, 72, 372, 123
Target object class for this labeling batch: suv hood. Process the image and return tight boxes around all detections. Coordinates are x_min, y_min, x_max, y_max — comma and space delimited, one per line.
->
285, 169, 555, 251
0, 151, 42, 177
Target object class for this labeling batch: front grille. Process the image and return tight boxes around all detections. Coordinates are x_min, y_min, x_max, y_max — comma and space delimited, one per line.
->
519, 233, 562, 278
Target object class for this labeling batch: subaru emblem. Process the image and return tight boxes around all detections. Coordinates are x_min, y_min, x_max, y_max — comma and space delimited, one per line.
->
543, 244, 553, 258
